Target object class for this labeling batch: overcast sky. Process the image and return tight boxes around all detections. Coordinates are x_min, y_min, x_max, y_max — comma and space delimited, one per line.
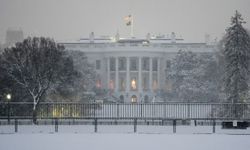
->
0, 0, 250, 43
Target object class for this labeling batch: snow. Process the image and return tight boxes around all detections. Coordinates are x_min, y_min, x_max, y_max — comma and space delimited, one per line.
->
0, 125, 250, 150
0, 132, 250, 150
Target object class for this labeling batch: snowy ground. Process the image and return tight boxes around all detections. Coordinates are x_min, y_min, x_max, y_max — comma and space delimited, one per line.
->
0, 125, 250, 150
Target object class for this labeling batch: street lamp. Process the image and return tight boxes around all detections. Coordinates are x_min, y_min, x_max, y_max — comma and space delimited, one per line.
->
6, 93, 11, 124
6, 94, 11, 101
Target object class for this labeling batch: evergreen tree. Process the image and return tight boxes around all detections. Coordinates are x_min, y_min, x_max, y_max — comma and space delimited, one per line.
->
223, 11, 250, 103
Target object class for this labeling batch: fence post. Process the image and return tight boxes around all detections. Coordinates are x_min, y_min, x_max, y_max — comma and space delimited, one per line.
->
164, 103, 166, 119
94, 118, 98, 133
117, 103, 119, 118
212, 120, 216, 133
55, 118, 58, 133
46, 103, 49, 118
140, 103, 143, 118
134, 119, 137, 133
94, 103, 96, 118
173, 120, 176, 133
14, 119, 18, 133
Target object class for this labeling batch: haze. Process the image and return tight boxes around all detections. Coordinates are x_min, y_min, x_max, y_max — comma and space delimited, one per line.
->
0, 0, 250, 43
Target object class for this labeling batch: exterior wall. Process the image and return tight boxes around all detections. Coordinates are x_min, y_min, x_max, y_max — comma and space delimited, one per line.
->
62, 41, 216, 103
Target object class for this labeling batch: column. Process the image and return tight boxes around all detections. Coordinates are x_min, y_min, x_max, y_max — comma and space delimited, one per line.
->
138, 57, 142, 93
149, 57, 153, 92
115, 57, 119, 92
126, 57, 130, 92
107, 57, 110, 89
157, 58, 160, 90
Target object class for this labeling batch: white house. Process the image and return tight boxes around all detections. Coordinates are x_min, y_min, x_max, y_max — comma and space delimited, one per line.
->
60, 32, 216, 103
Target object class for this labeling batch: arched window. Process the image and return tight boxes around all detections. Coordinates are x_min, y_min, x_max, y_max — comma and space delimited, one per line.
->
144, 95, 149, 103
119, 95, 124, 103
131, 95, 137, 103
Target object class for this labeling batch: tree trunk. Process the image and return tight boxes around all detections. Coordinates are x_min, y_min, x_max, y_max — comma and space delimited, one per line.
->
32, 104, 37, 124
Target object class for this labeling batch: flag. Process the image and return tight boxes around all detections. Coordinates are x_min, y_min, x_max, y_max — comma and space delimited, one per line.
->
124, 15, 132, 26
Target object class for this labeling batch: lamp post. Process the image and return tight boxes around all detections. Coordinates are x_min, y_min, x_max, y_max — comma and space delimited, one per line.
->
6, 94, 11, 101
6, 94, 11, 124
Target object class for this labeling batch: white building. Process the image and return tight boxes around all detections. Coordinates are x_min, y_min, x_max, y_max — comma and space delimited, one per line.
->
60, 32, 216, 103
4, 29, 24, 48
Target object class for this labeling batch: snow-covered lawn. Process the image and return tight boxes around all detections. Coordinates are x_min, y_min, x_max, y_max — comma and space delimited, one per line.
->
0, 132, 250, 150
1, 124, 250, 134
0, 125, 250, 150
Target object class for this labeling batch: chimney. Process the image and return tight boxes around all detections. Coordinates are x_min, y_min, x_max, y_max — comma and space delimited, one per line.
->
146, 33, 151, 41
205, 34, 210, 45
89, 32, 94, 43
171, 32, 176, 43
115, 32, 120, 42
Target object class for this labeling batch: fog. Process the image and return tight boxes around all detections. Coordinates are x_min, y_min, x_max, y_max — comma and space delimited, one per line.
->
0, 0, 250, 43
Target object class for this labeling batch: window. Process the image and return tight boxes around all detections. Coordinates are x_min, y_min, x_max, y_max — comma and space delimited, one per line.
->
110, 58, 115, 71
152, 58, 158, 71
131, 78, 137, 91
119, 77, 126, 91
119, 57, 126, 71
109, 80, 114, 90
153, 79, 158, 91
96, 60, 101, 70
130, 58, 138, 71
143, 77, 148, 90
131, 95, 137, 103
96, 79, 101, 88
142, 57, 149, 71
120, 95, 124, 103
166, 60, 171, 69
144, 95, 149, 103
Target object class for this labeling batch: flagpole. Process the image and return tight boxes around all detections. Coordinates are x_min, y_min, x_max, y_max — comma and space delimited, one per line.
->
131, 15, 134, 38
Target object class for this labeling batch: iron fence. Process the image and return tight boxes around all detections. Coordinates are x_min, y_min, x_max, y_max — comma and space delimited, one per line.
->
0, 102, 250, 120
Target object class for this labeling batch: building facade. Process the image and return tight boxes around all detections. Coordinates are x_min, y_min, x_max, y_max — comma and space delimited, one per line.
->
4, 29, 24, 48
61, 32, 216, 103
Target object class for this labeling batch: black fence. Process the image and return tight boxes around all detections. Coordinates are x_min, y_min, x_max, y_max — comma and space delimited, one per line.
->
1, 102, 250, 133
0, 102, 250, 120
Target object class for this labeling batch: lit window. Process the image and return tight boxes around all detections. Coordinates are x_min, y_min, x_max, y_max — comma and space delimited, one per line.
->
119, 77, 125, 91
131, 78, 137, 90
96, 79, 101, 88
131, 95, 137, 103
153, 79, 158, 91
109, 80, 114, 90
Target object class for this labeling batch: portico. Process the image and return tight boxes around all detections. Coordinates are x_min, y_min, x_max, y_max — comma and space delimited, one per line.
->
107, 56, 161, 103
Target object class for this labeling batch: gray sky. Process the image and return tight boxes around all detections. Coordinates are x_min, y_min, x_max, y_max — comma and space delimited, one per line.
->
0, 0, 250, 43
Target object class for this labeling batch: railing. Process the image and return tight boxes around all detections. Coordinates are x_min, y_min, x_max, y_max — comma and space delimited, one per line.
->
0, 102, 250, 120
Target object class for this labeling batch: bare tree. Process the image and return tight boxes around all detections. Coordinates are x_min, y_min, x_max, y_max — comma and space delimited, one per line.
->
1, 37, 74, 123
